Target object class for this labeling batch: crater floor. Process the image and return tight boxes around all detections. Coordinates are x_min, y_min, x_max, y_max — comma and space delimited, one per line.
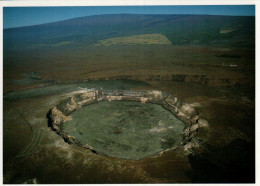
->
62, 101, 185, 160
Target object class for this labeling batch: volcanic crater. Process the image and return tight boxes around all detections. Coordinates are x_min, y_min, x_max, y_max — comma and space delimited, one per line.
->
48, 89, 203, 160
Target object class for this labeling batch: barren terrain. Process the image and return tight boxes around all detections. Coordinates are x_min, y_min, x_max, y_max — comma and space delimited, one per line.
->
3, 14, 255, 183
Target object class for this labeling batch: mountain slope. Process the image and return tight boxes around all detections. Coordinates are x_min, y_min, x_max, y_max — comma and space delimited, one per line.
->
4, 14, 255, 51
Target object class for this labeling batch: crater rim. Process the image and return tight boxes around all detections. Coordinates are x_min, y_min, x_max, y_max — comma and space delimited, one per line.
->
47, 89, 201, 160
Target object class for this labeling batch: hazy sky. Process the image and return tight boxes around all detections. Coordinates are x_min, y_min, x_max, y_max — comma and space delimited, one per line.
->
3, 5, 255, 29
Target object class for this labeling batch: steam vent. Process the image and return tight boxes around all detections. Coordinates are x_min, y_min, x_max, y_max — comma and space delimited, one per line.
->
48, 89, 201, 160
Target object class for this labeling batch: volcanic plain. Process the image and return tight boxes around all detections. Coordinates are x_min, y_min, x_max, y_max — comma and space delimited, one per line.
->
3, 14, 255, 183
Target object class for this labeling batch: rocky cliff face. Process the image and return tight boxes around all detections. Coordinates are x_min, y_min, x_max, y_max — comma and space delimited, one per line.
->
47, 89, 206, 156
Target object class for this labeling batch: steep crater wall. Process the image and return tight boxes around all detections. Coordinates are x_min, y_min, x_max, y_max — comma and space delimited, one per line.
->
47, 89, 203, 158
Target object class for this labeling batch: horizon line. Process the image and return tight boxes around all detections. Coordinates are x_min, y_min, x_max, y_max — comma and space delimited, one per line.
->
4, 13, 255, 29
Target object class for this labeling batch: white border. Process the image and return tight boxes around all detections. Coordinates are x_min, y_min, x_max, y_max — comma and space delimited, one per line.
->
255, 0, 259, 185
0, 3, 4, 186
0, 1, 258, 186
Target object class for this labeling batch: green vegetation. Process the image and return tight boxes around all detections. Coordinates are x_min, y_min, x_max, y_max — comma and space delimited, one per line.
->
95, 34, 171, 46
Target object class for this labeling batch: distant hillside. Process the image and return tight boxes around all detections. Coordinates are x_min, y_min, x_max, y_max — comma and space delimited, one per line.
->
4, 14, 255, 51
94, 34, 172, 46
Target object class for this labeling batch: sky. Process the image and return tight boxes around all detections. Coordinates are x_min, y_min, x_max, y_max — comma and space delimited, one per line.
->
3, 5, 255, 29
